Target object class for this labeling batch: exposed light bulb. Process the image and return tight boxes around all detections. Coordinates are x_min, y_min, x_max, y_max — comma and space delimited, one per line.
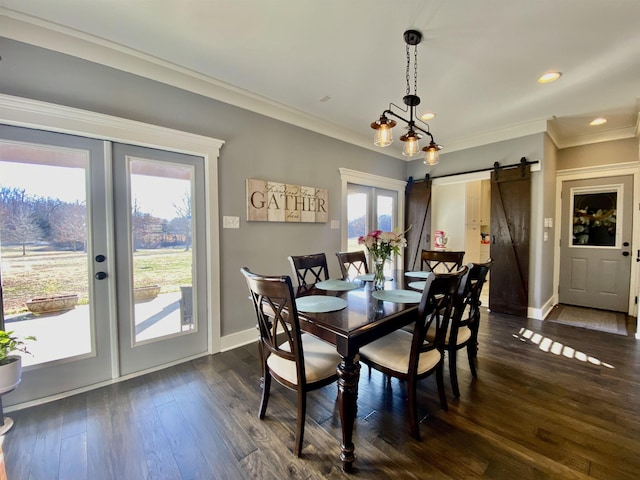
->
374, 124, 393, 146
402, 136, 421, 158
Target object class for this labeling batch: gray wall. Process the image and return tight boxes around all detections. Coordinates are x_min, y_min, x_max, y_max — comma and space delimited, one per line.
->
0, 38, 406, 337
558, 138, 638, 170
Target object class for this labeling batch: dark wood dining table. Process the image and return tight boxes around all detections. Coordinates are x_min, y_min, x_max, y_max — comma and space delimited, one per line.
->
296, 271, 420, 472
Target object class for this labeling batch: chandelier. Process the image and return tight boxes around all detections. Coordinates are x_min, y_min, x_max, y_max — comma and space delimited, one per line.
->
370, 30, 442, 165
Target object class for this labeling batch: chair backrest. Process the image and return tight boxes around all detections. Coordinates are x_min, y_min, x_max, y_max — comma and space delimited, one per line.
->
288, 253, 330, 286
467, 258, 493, 314
241, 267, 306, 383
410, 267, 467, 372
336, 251, 369, 280
420, 249, 465, 273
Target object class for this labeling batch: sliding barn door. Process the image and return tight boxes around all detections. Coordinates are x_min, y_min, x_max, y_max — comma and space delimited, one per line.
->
490, 165, 530, 316
405, 179, 432, 271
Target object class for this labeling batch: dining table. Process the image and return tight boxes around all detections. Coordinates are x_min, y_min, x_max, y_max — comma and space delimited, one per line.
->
295, 269, 427, 472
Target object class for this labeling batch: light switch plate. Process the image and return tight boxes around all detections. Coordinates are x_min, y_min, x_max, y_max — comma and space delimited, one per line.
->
223, 216, 240, 229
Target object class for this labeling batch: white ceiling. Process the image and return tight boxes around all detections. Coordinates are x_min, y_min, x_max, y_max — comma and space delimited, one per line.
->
2, 0, 639, 158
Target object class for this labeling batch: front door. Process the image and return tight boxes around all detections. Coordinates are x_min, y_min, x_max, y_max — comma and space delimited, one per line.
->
559, 176, 632, 312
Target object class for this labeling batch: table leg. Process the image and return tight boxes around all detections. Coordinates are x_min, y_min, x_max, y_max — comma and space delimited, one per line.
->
337, 355, 360, 472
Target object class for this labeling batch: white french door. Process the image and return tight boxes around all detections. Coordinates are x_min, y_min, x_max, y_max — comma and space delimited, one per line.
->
112, 143, 208, 376
0, 124, 209, 406
346, 183, 399, 271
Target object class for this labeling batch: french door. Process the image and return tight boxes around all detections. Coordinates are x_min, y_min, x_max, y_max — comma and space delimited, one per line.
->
0, 125, 208, 405
346, 183, 399, 271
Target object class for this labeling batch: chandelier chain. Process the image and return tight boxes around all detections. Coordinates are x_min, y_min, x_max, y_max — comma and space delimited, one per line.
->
414, 45, 418, 95
405, 44, 410, 96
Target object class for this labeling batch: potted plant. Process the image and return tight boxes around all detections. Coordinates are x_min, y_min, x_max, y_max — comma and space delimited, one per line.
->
0, 330, 36, 395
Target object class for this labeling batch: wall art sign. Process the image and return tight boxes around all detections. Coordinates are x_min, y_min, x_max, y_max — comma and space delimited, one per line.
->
246, 178, 328, 223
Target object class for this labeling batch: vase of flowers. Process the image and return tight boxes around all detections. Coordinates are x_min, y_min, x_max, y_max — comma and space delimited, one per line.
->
358, 229, 407, 290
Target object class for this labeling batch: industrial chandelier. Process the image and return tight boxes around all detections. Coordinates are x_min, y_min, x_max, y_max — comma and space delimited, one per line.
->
370, 30, 442, 165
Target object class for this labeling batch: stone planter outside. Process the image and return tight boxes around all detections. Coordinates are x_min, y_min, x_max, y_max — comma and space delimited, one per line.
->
26, 294, 79, 314
134, 285, 161, 302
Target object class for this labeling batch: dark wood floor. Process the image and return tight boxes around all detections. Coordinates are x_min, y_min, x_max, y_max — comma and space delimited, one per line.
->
3, 310, 639, 479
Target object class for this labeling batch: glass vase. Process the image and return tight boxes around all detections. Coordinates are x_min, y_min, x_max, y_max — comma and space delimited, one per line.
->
372, 256, 387, 290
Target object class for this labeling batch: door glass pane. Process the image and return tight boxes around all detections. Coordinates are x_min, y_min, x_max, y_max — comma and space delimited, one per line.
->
572, 189, 618, 247
0, 141, 92, 366
129, 158, 195, 344
377, 194, 395, 273
376, 195, 393, 232
347, 192, 367, 252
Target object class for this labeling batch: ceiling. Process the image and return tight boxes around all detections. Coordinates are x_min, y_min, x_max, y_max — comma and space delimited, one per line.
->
1, 0, 639, 159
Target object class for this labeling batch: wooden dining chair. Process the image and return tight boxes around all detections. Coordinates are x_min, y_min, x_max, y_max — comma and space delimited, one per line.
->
359, 266, 467, 440
241, 267, 341, 457
288, 253, 330, 286
335, 250, 368, 280
430, 258, 493, 397
420, 249, 465, 273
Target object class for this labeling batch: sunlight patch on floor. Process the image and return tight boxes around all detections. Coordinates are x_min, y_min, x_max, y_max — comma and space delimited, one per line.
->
513, 327, 615, 369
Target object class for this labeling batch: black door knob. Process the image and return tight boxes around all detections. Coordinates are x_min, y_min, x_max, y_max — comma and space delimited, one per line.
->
95, 254, 106, 262
622, 251, 630, 257
95, 271, 108, 280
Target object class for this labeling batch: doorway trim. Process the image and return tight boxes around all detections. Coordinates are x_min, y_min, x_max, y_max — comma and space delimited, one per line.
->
0, 94, 224, 359
553, 162, 640, 316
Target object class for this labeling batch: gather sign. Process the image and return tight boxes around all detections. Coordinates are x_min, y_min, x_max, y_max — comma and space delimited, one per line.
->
246, 178, 328, 223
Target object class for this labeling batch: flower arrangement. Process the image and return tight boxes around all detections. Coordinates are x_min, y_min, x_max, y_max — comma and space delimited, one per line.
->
358, 230, 407, 288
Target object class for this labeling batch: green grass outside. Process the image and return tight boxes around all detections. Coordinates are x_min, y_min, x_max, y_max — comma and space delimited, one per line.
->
1, 246, 192, 314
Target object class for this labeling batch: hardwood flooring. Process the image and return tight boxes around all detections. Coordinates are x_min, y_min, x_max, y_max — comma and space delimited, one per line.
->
3, 310, 639, 479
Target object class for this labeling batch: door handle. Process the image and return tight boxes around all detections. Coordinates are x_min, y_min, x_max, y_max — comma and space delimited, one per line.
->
95, 271, 108, 280
622, 251, 630, 257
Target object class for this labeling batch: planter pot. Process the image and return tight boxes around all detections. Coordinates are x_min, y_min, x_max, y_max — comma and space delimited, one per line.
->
134, 285, 161, 302
26, 294, 79, 314
0, 355, 22, 395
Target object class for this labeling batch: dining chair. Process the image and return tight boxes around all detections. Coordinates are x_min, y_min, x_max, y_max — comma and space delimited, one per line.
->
420, 249, 465, 273
288, 253, 330, 286
335, 250, 368, 280
429, 259, 493, 398
241, 267, 341, 457
359, 266, 467, 440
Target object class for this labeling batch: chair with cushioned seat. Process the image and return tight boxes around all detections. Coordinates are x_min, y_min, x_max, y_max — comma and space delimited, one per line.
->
241, 267, 341, 456
359, 266, 466, 440
288, 253, 330, 286
431, 259, 493, 397
335, 250, 368, 280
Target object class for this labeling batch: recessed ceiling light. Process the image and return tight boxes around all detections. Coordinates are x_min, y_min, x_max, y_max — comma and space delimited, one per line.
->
420, 112, 436, 121
538, 72, 562, 83
590, 117, 607, 126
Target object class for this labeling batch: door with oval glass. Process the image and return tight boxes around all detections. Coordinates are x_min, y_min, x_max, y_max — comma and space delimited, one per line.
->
559, 175, 633, 312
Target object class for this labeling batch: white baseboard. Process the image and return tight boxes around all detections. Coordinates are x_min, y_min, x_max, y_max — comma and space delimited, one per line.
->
220, 328, 258, 352
528, 296, 555, 320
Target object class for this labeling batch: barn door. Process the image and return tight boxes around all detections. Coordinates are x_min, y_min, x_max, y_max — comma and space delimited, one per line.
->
490, 164, 531, 316
404, 178, 432, 271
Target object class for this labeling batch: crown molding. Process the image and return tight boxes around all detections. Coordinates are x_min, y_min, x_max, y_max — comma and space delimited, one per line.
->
0, 11, 384, 156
